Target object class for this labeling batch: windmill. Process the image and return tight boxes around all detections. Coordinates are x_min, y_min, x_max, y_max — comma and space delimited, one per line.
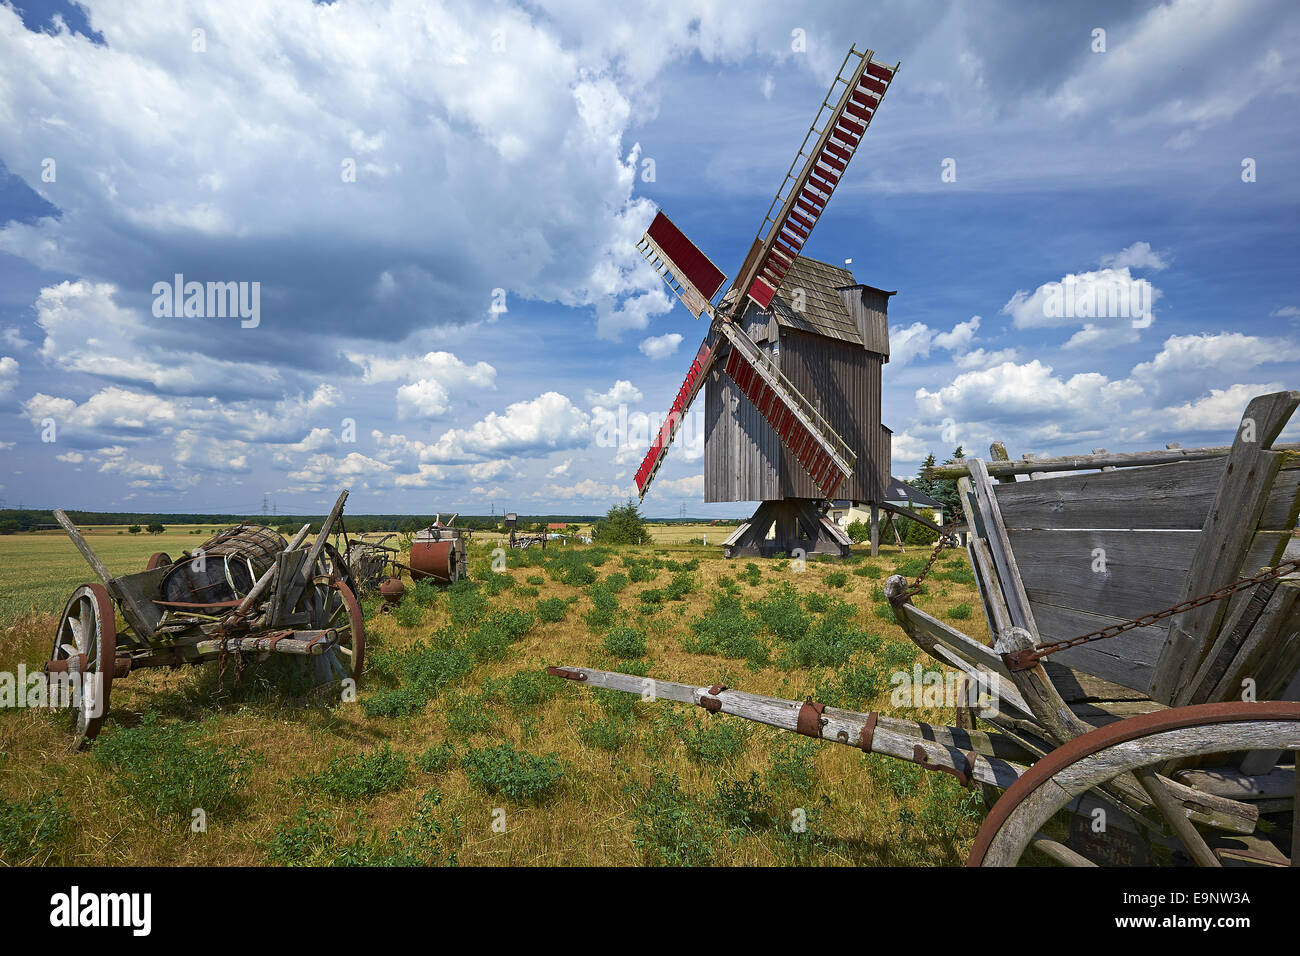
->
632, 44, 899, 558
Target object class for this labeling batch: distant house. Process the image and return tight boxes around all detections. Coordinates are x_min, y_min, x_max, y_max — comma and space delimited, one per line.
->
546, 522, 566, 531
827, 477, 945, 529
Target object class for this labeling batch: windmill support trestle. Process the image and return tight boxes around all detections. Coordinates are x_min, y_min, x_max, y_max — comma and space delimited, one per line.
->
721, 498, 852, 559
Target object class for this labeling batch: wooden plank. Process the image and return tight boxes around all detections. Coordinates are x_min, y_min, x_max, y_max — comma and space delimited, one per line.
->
1175, 765, 1295, 800
994, 457, 1224, 530
551, 665, 1028, 791
1034, 603, 1166, 694
1010, 529, 1194, 619
53, 508, 157, 639
969, 459, 1039, 639
928, 441, 1300, 480
1042, 659, 1155, 702
1203, 579, 1300, 704
1151, 390, 1300, 703
1009, 528, 1291, 624
1070, 699, 1166, 727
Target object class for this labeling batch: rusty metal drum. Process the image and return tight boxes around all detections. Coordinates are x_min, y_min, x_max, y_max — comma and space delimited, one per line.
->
409, 526, 466, 583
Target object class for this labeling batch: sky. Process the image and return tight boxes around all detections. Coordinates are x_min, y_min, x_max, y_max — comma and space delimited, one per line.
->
0, 0, 1297, 518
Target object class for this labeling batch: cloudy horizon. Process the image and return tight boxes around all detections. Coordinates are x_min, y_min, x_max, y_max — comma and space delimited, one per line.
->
1, 0, 1297, 517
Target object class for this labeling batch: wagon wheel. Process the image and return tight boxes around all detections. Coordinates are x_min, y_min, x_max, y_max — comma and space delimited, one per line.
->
968, 702, 1300, 867
48, 583, 117, 748
306, 576, 365, 681
145, 552, 172, 570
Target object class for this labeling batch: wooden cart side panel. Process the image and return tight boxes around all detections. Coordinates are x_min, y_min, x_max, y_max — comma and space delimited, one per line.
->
1152, 390, 1300, 703
992, 457, 1300, 532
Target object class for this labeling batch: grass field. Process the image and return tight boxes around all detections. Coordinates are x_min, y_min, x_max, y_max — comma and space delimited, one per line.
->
0, 524, 992, 867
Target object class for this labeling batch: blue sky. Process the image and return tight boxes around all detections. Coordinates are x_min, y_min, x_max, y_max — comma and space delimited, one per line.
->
0, 0, 1297, 517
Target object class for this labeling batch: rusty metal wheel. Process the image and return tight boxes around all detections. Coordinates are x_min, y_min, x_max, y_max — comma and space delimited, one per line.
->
145, 551, 172, 571
307, 577, 365, 682
968, 702, 1300, 866
48, 583, 117, 747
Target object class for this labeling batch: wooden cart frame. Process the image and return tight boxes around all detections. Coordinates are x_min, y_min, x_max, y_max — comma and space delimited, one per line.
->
550, 389, 1300, 866
45, 490, 364, 748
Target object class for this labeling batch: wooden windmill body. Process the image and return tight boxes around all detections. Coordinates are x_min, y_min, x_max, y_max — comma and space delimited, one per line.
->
704, 259, 892, 556
631, 45, 902, 558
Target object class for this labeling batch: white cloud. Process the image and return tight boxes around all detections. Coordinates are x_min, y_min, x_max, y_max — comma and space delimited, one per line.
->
545, 478, 631, 500
1002, 267, 1160, 348
1164, 383, 1284, 432
1132, 333, 1300, 399
889, 316, 981, 366
421, 392, 591, 462
0, 356, 17, 397
1269, 306, 1300, 319
656, 474, 704, 496
639, 332, 684, 359
585, 380, 643, 407
394, 464, 448, 489
1100, 241, 1170, 272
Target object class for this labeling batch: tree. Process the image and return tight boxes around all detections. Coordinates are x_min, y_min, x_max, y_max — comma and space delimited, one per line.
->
921, 446, 964, 518
146, 522, 165, 535
592, 500, 651, 545
127, 525, 142, 535
845, 519, 869, 544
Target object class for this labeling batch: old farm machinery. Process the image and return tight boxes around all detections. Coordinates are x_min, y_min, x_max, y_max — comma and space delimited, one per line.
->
630, 44, 902, 559
45, 490, 364, 748
552, 390, 1300, 866
408, 514, 468, 584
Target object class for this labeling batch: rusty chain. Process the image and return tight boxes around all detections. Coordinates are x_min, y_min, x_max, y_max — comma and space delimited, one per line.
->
902, 519, 964, 596
897, 515, 1300, 671
1002, 556, 1300, 671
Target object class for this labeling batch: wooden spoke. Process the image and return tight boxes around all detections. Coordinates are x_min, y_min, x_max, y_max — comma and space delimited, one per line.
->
49, 583, 117, 748
968, 702, 1300, 866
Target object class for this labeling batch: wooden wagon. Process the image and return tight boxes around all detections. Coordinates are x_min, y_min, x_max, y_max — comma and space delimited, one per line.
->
549, 389, 1300, 866
44, 490, 365, 749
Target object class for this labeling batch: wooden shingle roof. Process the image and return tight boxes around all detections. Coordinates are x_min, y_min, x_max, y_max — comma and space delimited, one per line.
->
768, 255, 861, 345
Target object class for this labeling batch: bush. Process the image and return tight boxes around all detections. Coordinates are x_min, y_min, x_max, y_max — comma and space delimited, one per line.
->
683, 718, 750, 763
785, 601, 872, 668
603, 623, 648, 659
846, 519, 869, 544
631, 772, 720, 866
947, 603, 973, 620
591, 500, 652, 546
267, 791, 458, 867
751, 583, 809, 642
362, 685, 429, 719
535, 596, 568, 622
854, 563, 884, 579
461, 743, 565, 803
502, 670, 557, 712
685, 593, 770, 667
93, 715, 258, 821
417, 742, 457, 774
300, 745, 409, 800
584, 583, 620, 630
825, 570, 849, 589
466, 609, 535, 662
0, 794, 68, 864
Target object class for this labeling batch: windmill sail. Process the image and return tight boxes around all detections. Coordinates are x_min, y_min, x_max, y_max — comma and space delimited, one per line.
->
736, 48, 898, 310
637, 212, 727, 319
715, 322, 855, 499
633, 336, 719, 499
